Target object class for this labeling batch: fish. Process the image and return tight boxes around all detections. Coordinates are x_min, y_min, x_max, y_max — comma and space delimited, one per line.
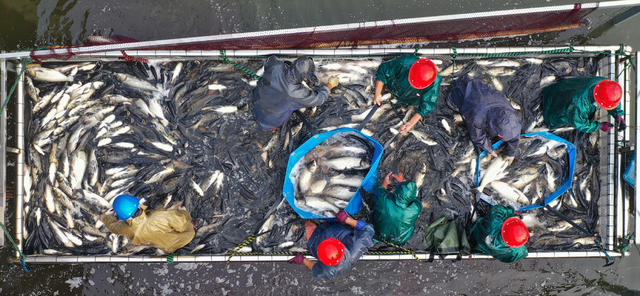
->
540, 75, 556, 87
322, 157, 370, 171
329, 174, 364, 188
208, 84, 227, 91
490, 181, 529, 205
297, 161, 317, 194
323, 186, 356, 200
477, 156, 508, 192
23, 165, 32, 203
300, 196, 340, 213
45, 184, 55, 213
409, 130, 437, 146
190, 179, 204, 197
114, 73, 160, 92
26, 65, 73, 82
309, 179, 328, 194
212, 106, 238, 113
70, 151, 87, 190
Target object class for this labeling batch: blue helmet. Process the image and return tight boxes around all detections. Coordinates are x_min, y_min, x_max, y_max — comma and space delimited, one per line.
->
113, 194, 140, 220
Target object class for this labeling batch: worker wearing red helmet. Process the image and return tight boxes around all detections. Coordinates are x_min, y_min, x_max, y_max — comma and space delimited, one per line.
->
374, 55, 442, 134
288, 210, 374, 279
542, 77, 626, 133
469, 205, 529, 263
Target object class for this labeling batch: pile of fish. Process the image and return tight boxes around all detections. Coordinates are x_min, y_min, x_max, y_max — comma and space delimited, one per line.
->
22, 60, 300, 255
21, 55, 606, 256
292, 131, 372, 217
476, 135, 570, 209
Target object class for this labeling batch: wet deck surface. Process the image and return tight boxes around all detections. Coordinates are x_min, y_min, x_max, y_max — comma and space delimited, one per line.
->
2, 246, 639, 295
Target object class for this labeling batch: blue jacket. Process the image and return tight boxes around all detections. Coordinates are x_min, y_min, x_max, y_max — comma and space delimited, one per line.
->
252, 56, 329, 129
449, 76, 521, 156
308, 222, 374, 279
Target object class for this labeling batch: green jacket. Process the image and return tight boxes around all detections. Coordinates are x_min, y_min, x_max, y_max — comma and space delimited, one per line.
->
542, 76, 623, 133
372, 181, 421, 245
469, 205, 527, 263
375, 55, 442, 118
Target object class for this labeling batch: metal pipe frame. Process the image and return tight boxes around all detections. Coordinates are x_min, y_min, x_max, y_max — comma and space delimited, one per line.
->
636, 52, 640, 245
0, 56, 6, 246
20, 250, 626, 264
622, 55, 632, 239
615, 54, 625, 243
15, 61, 24, 256
607, 52, 617, 249
8, 47, 628, 263
0, 46, 633, 62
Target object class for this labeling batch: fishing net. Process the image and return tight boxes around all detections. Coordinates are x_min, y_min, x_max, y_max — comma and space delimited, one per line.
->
21, 53, 608, 256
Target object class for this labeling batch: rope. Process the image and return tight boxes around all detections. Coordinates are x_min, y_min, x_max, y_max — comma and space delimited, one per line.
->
226, 234, 256, 263
0, 222, 30, 272
119, 50, 149, 63
595, 239, 616, 267
378, 239, 421, 261
166, 253, 175, 264
614, 233, 635, 257
219, 50, 262, 80
1, 58, 32, 117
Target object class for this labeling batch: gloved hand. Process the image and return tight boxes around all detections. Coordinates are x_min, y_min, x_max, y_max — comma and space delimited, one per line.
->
615, 115, 626, 131
288, 253, 305, 265
600, 122, 613, 132
381, 172, 393, 189
328, 76, 340, 90
485, 150, 497, 161
335, 209, 349, 224
505, 156, 515, 166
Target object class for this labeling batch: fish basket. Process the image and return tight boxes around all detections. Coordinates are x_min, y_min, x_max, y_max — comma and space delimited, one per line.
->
0, 45, 637, 263
283, 127, 383, 219
474, 131, 577, 212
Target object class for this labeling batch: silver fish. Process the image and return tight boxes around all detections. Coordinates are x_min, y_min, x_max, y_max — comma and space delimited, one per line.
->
490, 181, 529, 205
329, 174, 364, 187
71, 151, 87, 190
115, 73, 159, 92
322, 157, 370, 171
27, 66, 73, 82
478, 156, 508, 192
323, 186, 356, 200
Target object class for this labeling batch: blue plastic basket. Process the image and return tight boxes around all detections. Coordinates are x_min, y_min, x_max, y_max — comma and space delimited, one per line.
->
623, 153, 635, 188
474, 131, 576, 211
283, 128, 384, 219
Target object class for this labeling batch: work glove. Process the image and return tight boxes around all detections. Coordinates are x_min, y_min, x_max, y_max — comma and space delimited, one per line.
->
335, 209, 349, 224
615, 115, 626, 131
288, 253, 305, 265
505, 156, 515, 166
600, 122, 613, 132
327, 76, 340, 90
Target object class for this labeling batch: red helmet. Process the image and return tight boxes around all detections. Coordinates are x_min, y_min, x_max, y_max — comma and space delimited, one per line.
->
317, 238, 345, 266
593, 80, 622, 110
408, 58, 437, 89
501, 217, 529, 248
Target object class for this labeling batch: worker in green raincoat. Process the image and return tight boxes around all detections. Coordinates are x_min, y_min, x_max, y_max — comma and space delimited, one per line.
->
372, 172, 421, 245
374, 55, 442, 134
469, 205, 529, 263
542, 77, 626, 133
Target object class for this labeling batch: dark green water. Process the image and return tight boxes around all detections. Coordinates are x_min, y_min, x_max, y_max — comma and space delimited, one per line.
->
1, 0, 639, 295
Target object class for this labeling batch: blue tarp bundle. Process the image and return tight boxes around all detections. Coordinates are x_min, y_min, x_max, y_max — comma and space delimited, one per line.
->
624, 153, 635, 188
474, 131, 576, 211
283, 128, 384, 219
